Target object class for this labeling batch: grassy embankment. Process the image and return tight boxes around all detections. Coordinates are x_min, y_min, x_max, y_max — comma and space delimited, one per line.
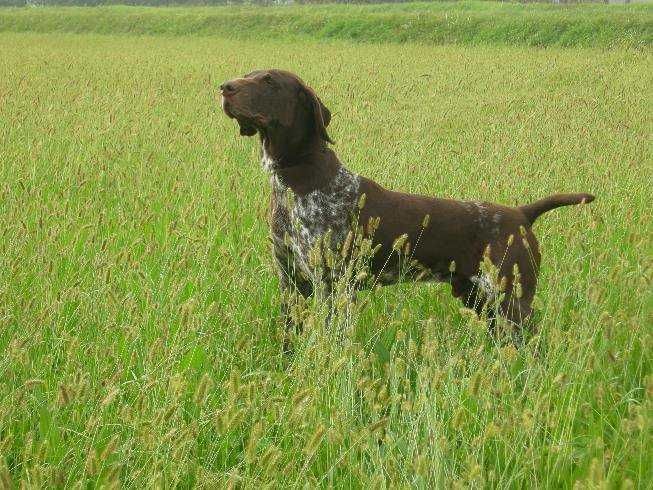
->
0, 1, 652, 47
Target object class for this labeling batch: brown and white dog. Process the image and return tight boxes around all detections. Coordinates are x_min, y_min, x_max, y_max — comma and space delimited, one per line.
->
220, 69, 594, 343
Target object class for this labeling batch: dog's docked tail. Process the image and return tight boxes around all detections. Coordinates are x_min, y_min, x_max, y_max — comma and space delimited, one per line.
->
519, 193, 595, 225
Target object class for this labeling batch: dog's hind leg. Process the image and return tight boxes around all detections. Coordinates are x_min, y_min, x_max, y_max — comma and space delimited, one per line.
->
498, 294, 534, 346
452, 276, 492, 322
452, 275, 509, 335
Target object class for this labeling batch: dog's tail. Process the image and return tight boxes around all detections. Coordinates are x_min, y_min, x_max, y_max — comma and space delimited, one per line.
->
519, 193, 595, 225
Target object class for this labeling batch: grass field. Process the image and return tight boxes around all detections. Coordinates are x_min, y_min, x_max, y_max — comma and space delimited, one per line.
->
0, 1, 652, 47
0, 5, 652, 488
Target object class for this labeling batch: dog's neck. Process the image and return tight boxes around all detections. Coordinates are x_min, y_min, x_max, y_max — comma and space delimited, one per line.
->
261, 134, 343, 196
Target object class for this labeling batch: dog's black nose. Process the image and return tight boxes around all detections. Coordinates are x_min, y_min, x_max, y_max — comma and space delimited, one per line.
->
220, 82, 236, 94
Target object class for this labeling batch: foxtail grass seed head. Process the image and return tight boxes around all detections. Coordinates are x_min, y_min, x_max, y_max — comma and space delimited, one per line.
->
58, 384, 72, 406
355, 271, 368, 283
507, 234, 514, 246
401, 400, 413, 413
408, 339, 417, 358
24, 379, 45, 389
226, 471, 240, 490
260, 446, 281, 472
358, 237, 372, 257
466, 458, 482, 482
101, 387, 119, 408
357, 192, 367, 209
589, 457, 604, 483
452, 408, 466, 429
519, 225, 527, 237
0, 462, 11, 488
415, 268, 431, 281
368, 418, 389, 434
483, 422, 500, 440
292, 389, 312, 413
341, 230, 353, 258
367, 216, 380, 235
323, 229, 333, 249
227, 370, 242, 394
303, 424, 326, 456
411, 454, 428, 477
324, 247, 336, 269
459, 307, 476, 320
621, 479, 635, 490
105, 465, 122, 488
521, 410, 534, 431
514, 282, 523, 299
308, 246, 323, 269
392, 234, 408, 252
501, 344, 518, 363
193, 373, 213, 406
468, 372, 482, 396
422, 214, 430, 228
394, 357, 406, 377
161, 404, 177, 424
99, 435, 120, 462
331, 356, 348, 373
512, 263, 520, 278
335, 295, 350, 312
85, 449, 98, 475
217, 408, 244, 435
354, 229, 364, 247
245, 422, 263, 462
377, 384, 389, 404
449, 260, 456, 273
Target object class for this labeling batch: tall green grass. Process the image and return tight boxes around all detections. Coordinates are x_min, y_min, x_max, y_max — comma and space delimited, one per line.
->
0, 1, 652, 47
0, 30, 651, 487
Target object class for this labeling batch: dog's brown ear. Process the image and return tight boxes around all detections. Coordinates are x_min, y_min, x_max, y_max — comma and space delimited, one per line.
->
300, 83, 334, 144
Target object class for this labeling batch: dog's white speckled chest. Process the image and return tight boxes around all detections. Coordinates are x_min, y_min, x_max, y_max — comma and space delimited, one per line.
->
269, 162, 361, 279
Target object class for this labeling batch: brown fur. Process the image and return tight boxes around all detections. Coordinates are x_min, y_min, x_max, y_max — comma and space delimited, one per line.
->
220, 69, 595, 344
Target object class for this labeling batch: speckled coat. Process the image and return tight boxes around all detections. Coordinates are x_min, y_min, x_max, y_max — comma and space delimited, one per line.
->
263, 144, 535, 321
264, 144, 594, 326
220, 69, 594, 331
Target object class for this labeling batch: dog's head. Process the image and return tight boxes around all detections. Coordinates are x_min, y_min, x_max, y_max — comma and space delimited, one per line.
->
220, 69, 332, 144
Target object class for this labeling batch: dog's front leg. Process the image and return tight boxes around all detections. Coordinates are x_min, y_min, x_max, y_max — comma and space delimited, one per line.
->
280, 277, 313, 355
275, 248, 314, 354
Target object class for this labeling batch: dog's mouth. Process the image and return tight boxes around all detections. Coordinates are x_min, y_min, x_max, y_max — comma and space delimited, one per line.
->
222, 98, 260, 137
237, 120, 258, 137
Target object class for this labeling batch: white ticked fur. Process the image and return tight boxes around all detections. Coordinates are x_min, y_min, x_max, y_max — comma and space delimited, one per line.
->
267, 153, 361, 279
261, 146, 278, 173
471, 273, 498, 301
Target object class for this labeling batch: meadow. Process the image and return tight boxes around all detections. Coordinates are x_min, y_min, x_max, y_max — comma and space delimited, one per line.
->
0, 4, 652, 488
